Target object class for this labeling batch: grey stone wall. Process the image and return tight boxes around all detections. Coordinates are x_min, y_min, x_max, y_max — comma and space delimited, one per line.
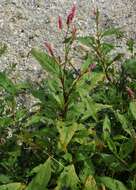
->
0, 0, 136, 81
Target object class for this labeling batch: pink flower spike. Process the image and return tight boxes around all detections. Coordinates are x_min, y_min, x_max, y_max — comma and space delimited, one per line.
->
66, 3, 77, 25
44, 42, 54, 56
58, 15, 63, 30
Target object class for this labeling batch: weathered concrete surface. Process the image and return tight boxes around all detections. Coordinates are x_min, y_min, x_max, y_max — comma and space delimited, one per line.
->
0, 0, 136, 81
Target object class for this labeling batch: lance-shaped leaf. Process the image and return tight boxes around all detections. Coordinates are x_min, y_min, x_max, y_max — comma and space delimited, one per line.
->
27, 158, 52, 190
101, 27, 123, 38
119, 139, 134, 159
81, 97, 111, 122
57, 121, 78, 152
103, 115, 111, 140
0, 44, 7, 57
0, 183, 25, 190
55, 165, 79, 190
0, 72, 17, 95
84, 176, 98, 190
116, 112, 131, 135
123, 59, 136, 79
78, 36, 95, 48
77, 72, 105, 97
31, 48, 60, 76
130, 101, 136, 120
99, 176, 127, 190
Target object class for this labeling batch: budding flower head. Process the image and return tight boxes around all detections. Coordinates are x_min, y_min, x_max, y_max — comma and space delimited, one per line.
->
126, 87, 135, 99
89, 63, 96, 72
92, 8, 97, 16
44, 42, 54, 56
58, 15, 63, 30
66, 2, 77, 25
72, 25, 77, 39
92, 7, 99, 21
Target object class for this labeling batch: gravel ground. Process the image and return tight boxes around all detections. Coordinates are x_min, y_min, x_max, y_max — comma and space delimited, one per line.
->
0, 0, 136, 82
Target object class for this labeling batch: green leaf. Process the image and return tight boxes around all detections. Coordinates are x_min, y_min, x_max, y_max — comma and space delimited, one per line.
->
31, 48, 60, 75
27, 158, 52, 190
101, 28, 123, 38
119, 139, 134, 159
89, 72, 105, 92
126, 39, 135, 52
130, 101, 136, 120
103, 117, 117, 154
111, 53, 124, 63
81, 56, 93, 72
84, 176, 98, 190
107, 138, 117, 154
25, 115, 46, 127
15, 82, 31, 91
77, 72, 105, 98
63, 37, 72, 44
101, 43, 114, 54
62, 152, 72, 162
79, 161, 95, 183
103, 116, 111, 140
116, 112, 131, 135
0, 183, 25, 190
101, 153, 118, 167
0, 117, 13, 127
78, 36, 95, 47
99, 176, 127, 190
81, 98, 98, 121
113, 135, 128, 141
29, 87, 46, 103
55, 165, 79, 190
0, 72, 16, 95
123, 59, 136, 78
0, 44, 7, 57
0, 175, 11, 184
28, 164, 43, 176
57, 121, 78, 152
81, 97, 111, 122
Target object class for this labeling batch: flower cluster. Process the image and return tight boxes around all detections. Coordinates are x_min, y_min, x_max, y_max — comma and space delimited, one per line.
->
44, 3, 77, 56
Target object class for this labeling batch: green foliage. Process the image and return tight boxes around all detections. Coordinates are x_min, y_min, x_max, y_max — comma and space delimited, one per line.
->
130, 101, 136, 120
0, 7, 136, 190
101, 27, 124, 38
27, 158, 52, 190
0, 44, 7, 57
0, 183, 25, 190
56, 121, 79, 152
99, 176, 127, 190
31, 49, 60, 76
55, 165, 80, 190
123, 59, 136, 78
0, 72, 17, 95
